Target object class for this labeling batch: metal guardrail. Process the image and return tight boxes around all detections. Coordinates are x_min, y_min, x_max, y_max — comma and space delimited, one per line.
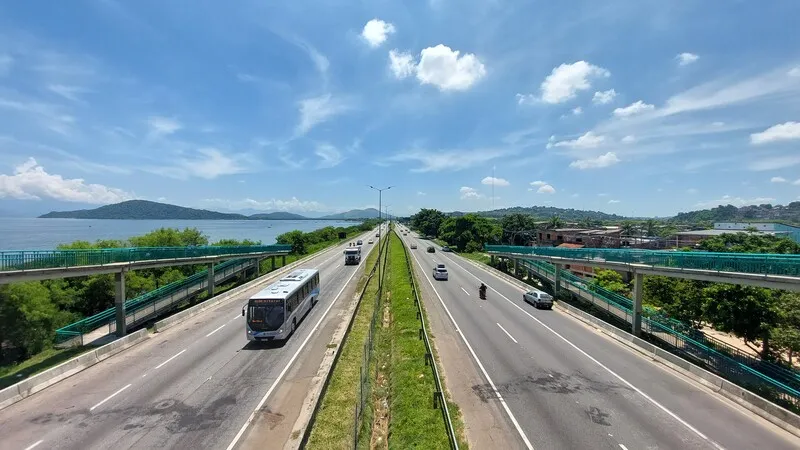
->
55, 257, 254, 344
0, 244, 291, 272
519, 258, 800, 411
399, 230, 459, 450
485, 244, 800, 277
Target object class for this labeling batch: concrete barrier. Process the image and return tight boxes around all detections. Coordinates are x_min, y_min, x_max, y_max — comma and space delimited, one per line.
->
459, 256, 800, 438
0, 328, 149, 411
154, 233, 372, 333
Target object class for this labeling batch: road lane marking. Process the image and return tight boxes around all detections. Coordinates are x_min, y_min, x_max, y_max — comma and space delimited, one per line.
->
23, 440, 43, 450
460, 286, 470, 296
619, 444, 629, 450
443, 255, 726, 450
407, 249, 535, 450
90, 383, 131, 411
226, 253, 364, 450
206, 324, 226, 337
155, 349, 187, 370
497, 323, 518, 344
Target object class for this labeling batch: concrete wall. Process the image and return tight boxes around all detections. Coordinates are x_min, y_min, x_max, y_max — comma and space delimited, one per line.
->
0, 329, 149, 411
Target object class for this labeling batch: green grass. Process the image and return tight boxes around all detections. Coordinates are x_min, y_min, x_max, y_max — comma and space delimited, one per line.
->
386, 231, 463, 449
459, 251, 491, 264
0, 346, 94, 390
306, 237, 385, 449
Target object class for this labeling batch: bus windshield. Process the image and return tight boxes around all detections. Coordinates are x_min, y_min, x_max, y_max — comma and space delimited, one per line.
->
248, 303, 284, 331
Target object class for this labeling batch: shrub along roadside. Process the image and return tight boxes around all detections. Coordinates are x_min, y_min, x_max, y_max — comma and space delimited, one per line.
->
0, 221, 375, 387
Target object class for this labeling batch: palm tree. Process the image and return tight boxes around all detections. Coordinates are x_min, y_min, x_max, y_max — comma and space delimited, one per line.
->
546, 215, 564, 230
645, 219, 657, 237
620, 221, 636, 236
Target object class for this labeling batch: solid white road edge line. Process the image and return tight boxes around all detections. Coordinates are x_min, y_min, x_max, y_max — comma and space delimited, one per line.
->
23, 440, 43, 450
225, 242, 367, 450
90, 383, 131, 412
441, 253, 726, 450
497, 323, 518, 344
154, 349, 187, 370
407, 247, 535, 450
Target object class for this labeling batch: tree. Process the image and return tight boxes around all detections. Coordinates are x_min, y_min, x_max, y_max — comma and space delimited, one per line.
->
275, 229, 308, 254
438, 214, 501, 252
643, 276, 706, 328
500, 214, 538, 245
644, 219, 658, 237
703, 284, 779, 357
545, 215, 564, 230
772, 293, 800, 364
592, 270, 629, 296
697, 232, 800, 254
0, 282, 67, 358
411, 209, 447, 238
620, 221, 636, 237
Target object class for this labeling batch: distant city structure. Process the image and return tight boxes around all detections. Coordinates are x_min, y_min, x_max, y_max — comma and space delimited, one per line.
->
676, 222, 800, 247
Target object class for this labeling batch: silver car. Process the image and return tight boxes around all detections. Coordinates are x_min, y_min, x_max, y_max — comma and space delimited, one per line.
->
523, 290, 553, 309
432, 264, 448, 280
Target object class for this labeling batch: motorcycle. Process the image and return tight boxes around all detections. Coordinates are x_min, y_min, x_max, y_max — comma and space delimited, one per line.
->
479, 286, 487, 300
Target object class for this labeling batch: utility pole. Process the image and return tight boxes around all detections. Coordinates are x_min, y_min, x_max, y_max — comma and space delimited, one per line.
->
492, 165, 496, 211
369, 185, 393, 292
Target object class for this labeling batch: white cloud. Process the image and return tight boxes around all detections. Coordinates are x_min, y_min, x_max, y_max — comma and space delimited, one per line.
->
388, 50, 416, 79
0, 54, 14, 75
687, 188, 698, 194
598, 193, 609, 197
47, 84, 88, 102
539, 61, 610, 104
387, 147, 515, 172
793, 179, 800, 186
147, 116, 181, 135
771, 176, 787, 183
415, 45, 486, 91
695, 195, 776, 209
750, 122, 800, 145
361, 19, 396, 48
571, 107, 583, 115
550, 131, 605, 149
460, 186, 483, 200
315, 143, 344, 168
148, 148, 250, 180
569, 152, 621, 169
790, 66, 800, 77
530, 180, 547, 187
295, 94, 351, 135
571, 193, 579, 198
202, 197, 325, 213
0, 158, 135, 204
536, 184, 556, 194
749, 155, 800, 171
417, 191, 426, 196
676, 52, 699, 66
621, 135, 636, 143
481, 176, 509, 187
608, 199, 621, 204
592, 89, 617, 105
613, 100, 655, 117
516, 94, 536, 105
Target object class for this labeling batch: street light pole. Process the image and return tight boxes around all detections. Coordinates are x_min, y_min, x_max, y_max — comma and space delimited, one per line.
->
369, 185, 393, 293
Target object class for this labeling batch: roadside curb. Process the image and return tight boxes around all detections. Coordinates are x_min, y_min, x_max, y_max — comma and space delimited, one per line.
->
0, 328, 149, 411
459, 255, 800, 438
154, 234, 369, 333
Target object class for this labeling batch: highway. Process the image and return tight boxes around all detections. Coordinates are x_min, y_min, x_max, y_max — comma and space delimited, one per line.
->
0, 228, 382, 450
398, 229, 800, 450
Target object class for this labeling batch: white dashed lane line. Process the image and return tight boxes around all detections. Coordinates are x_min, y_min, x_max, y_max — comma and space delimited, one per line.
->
90, 384, 132, 412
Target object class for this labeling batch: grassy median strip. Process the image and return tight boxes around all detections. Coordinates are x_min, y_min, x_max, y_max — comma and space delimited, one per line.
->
385, 230, 466, 449
306, 237, 386, 449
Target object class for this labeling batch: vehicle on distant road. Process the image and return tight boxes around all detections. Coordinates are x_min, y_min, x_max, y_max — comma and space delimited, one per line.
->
357, 239, 363, 245
433, 264, 449, 280
523, 290, 553, 309
410, 243, 417, 249
427, 246, 435, 253
344, 247, 361, 265
243, 268, 320, 341
368, 239, 374, 244
442, 246, 452, 252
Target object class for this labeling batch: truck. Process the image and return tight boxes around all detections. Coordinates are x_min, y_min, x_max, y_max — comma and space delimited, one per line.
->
344, 246, 362, 265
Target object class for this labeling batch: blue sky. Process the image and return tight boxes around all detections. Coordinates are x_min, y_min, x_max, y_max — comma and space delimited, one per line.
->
0, 0, 799, 218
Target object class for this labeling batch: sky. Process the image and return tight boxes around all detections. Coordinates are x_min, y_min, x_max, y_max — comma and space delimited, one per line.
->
0, 0, 799, 218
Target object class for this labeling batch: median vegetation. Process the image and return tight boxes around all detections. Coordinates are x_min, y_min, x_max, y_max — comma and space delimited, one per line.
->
0, 220, 376, 388
307, 226, 465, 449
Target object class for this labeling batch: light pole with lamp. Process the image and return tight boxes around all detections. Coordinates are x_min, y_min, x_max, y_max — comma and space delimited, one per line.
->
369, 185, 393, 292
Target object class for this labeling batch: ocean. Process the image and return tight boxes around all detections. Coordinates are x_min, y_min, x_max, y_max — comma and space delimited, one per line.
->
0, 218, 358, 251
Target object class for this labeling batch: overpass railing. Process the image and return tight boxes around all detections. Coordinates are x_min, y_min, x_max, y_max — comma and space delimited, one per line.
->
485, 245, 800, 277
517, 258, 800, 411
0, 244, 291, 272
55, 257, 254, 344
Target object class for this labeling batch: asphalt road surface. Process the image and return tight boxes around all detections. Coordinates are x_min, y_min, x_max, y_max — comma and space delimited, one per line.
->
0, 228, 382, 450
398, 229, 800, 450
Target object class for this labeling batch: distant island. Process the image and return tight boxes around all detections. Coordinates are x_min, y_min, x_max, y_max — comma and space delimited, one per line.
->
37, 199, 800, 225
39, 200, 382, 221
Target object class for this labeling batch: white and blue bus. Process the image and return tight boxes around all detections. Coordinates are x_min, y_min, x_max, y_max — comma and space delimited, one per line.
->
242, 268, 320, 341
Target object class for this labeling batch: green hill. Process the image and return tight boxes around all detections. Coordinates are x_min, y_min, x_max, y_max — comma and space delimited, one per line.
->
39, 200, 249, 220
248, 212, 308, 220
320, 208, 381, 220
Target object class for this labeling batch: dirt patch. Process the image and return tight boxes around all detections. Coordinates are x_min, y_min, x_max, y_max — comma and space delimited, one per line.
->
370, 294, 392, 449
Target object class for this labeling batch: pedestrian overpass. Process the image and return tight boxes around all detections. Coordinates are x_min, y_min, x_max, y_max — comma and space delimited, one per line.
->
0, 245, 292, 338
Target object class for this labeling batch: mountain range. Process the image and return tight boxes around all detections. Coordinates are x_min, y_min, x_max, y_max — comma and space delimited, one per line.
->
32, 199, 800, 225
38, 200, 382, 221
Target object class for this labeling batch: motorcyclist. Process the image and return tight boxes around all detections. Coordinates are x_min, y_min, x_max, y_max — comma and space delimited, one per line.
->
479, 283, 487, 298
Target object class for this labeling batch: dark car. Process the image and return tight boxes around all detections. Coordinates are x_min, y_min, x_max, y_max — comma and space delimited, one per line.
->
427, 246, 435, 253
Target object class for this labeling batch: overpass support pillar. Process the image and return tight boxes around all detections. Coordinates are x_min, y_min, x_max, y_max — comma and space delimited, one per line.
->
254, 258, 260, 278
281, 255, 286, 267
271, 255, 276, 271
207, 263, 215, 298
490, 255, 495, 266
632, 272, 643, 336
553, 263, 561, 296
513, 258, 519, 277
115, 271, 127, 337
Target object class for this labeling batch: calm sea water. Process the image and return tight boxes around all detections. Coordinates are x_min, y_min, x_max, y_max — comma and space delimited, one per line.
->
0, 218, 358, 251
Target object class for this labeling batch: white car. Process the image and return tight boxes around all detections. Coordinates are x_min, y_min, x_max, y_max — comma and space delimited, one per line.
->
432, 264, 448, 280
410, 243, 417, 249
